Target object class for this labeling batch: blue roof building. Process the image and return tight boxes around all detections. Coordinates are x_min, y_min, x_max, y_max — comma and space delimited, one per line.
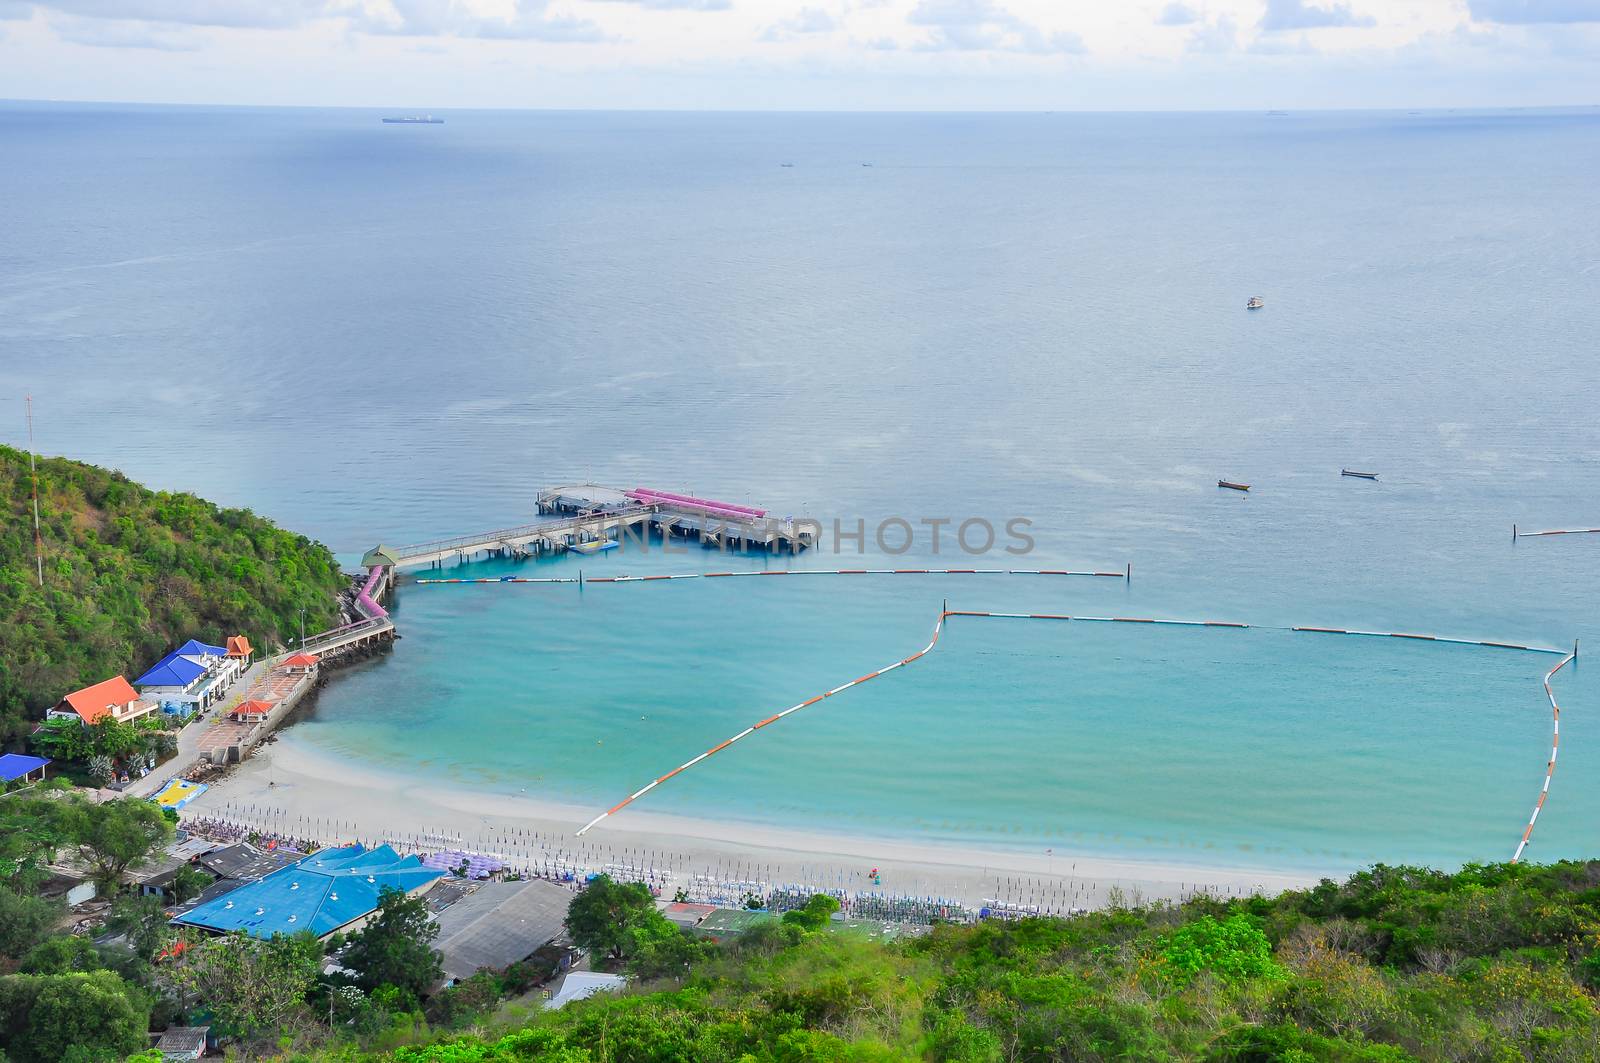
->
135, 654, 209, 689
174, 639, 228, 658
171, 844, 443, 940
0, 753, 50, 784
135, 641, 242, 708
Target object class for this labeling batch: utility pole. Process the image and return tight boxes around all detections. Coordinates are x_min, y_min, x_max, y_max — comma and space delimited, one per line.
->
26, 396, 42, 587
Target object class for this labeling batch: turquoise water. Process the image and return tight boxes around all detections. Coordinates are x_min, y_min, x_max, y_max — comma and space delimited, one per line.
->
3, 104, 1597, 872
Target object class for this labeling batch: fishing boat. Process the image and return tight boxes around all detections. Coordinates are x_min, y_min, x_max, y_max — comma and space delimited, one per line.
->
570, 538, 619, 555
1341, 469, 1378, 480
1246, 296, 1264, 310
1218, 480, 1251, 492
382, 115, 443, 124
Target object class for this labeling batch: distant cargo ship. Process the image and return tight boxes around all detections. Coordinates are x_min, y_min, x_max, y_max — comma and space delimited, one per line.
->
382, 115, 443, 124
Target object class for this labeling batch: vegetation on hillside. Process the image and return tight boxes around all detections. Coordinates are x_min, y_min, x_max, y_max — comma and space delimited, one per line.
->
0, 445, 346, 741
332, 862, 1600, 1062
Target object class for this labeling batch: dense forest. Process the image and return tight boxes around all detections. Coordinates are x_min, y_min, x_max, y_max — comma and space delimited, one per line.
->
0, 446, 346, 741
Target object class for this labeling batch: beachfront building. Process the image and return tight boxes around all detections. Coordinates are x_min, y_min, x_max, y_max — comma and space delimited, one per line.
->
428, 879, 576, 988
48, 676, 159, 727
0, 753, 50, 787
171, 843, 443, 941
228, 699, 275, 723
226, 635, 253, 669
281, 652, 320, 676
135, 640, 243, 713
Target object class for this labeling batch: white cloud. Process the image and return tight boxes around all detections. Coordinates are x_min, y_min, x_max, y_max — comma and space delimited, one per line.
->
1259, 0, 1375, 30
51, 12, 204, 46
355, 0, 606, 40
1467, 0, 1600, 21
589, 0, 729, 9
907, 0, 1084, 53
1157, 2, 1199, 25
761, 5, 837, 40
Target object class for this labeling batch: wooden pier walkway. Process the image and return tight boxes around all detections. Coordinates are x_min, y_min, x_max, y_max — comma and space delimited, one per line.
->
385, 484, 816, 569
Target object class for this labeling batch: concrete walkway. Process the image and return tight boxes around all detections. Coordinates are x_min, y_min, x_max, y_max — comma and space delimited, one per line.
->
123, 657, 272, 799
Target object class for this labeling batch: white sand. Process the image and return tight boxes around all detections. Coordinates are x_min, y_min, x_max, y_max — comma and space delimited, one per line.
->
186, 733, 1331, 912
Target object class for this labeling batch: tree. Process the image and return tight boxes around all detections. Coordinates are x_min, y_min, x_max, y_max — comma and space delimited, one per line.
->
0, 794, 70, 892
338, 886, 443, 1003
626, 918, 704, 981
781, 894, 842, 932
0, 970, 149, 1063
105, 894, 173, 962
27, 718, 88, 762
20, 934, 107, 975
61, 795, 173, 894
169, 863, 211, 904
169, 931, 321, 1040
565, 875, 664, 965
0, 889, 61, 960
1158, 914, 1283, 986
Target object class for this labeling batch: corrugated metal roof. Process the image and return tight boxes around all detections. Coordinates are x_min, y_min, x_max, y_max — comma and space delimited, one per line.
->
135, 654, 208, 688
172, 844, 443, 939
0, 753, 49, 781
174, 640, 227, 657
432, 879, 574, 983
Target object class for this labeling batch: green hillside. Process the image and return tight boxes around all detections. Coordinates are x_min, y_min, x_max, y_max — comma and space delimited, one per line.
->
347, 861, 1600, 1063
0, 446, 346, 740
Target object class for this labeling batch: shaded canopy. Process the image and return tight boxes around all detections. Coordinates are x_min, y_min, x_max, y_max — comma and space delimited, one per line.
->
362, 544, 401, 567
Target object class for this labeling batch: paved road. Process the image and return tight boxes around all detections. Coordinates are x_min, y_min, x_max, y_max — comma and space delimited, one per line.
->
123, 658, 272, 799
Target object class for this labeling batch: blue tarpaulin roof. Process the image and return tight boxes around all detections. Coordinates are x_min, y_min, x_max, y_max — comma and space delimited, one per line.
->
0, 754, 49, 781
134, 654, 208, 688
174, 639, 227, 657
171, 844, 443, 939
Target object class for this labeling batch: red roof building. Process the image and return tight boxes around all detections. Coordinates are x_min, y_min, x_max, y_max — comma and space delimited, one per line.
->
228, 699, 276, 722
281, 653, 320, 671
226, 635, 253, 659
51, 676, 157, 726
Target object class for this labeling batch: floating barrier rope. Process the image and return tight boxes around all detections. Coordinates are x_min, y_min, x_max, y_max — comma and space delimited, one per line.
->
575, 606, 1574, 863
1512, 652, 1575, 864
1514, 524, 1600, 539
417, 566, 1129, 585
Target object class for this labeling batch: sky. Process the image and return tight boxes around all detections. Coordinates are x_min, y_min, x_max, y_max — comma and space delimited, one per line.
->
0, 0, 1598, 110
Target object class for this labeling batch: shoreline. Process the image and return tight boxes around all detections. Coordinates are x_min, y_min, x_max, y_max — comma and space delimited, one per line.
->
187, 730, 1330, 911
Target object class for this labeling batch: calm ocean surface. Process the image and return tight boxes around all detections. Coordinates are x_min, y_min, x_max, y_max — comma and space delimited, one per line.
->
3, 103, 1597, 873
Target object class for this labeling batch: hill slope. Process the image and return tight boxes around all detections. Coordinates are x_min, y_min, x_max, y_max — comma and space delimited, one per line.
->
0, 446, 345, 739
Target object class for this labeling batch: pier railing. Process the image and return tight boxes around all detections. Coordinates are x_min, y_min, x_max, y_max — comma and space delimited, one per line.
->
393, 508, 657, 565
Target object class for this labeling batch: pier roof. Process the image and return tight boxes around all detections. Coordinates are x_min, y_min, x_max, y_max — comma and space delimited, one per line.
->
362, 545, 401, 568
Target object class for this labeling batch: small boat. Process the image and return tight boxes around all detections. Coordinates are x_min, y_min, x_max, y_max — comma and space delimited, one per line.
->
570, 539, 619, 555
382, 115, 443, 124
1218, 480, 1251, 492
780, 162, 794, 168
1246, 296, 1264, 310
1341, 469, 1378, 480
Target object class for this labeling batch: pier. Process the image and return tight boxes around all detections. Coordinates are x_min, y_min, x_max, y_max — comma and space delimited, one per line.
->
386, 484, 817, 569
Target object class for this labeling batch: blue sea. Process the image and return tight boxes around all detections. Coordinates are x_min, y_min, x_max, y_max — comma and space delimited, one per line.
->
3, 102, 1597, 874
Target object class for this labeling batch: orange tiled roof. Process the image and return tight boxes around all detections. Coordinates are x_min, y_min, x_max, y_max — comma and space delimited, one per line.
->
282, 653, 320, 668
226, 635, 253, 657
229, 699, 276, 717
60, 676, 141, 724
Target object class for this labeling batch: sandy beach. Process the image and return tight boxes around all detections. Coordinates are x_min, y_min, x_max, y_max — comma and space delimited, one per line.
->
186, 732, 1328, 912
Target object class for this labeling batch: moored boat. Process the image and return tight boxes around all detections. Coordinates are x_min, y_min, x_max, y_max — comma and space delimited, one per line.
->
1341, 469, 1378, 480
1246, 296, 1264, 310
1218, 480, 1250, 492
